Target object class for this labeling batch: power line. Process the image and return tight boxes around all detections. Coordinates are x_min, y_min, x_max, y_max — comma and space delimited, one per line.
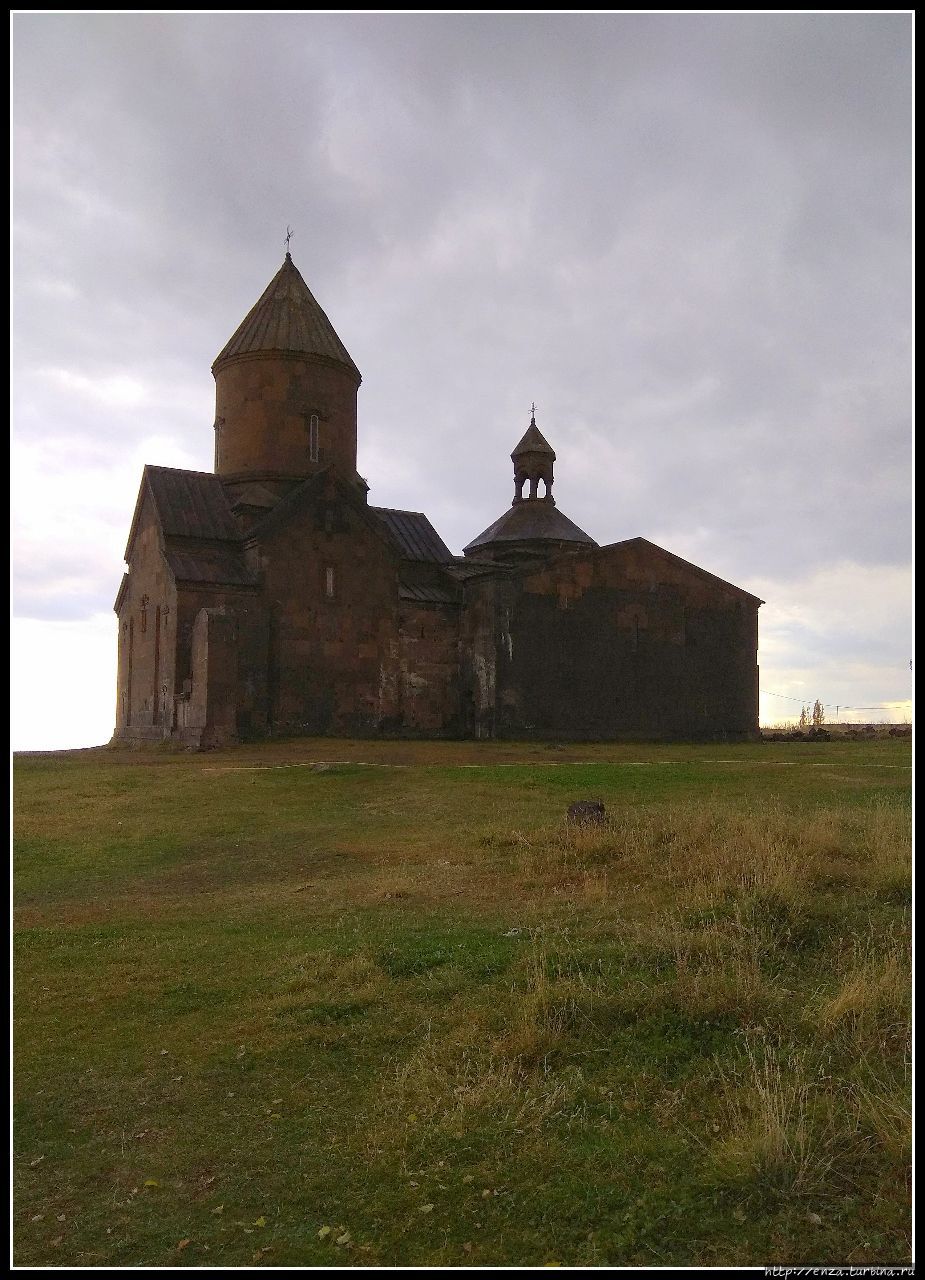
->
759, 690, 911, 711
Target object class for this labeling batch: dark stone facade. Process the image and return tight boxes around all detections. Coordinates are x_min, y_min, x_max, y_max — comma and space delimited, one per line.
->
113, 255, 762, 746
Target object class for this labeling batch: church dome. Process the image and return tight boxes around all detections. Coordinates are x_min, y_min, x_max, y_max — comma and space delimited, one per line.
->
463, 500, 597, 556
213, 253, 360, 381
211, 253, 361, 483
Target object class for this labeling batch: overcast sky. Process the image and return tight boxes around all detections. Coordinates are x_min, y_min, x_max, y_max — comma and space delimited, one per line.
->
12, 13, 912, 748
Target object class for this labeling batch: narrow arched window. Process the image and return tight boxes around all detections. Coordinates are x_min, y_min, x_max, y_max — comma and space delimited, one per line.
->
325, 567, 335, 598
309, 414, 320, 463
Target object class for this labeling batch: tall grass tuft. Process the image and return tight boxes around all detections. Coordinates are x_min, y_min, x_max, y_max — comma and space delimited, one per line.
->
818, 931, 911, 1056
710, 1038, 843, 1195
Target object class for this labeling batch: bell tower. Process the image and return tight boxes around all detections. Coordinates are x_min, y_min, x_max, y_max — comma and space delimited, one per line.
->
211, 253, 362, 495
512, 407, 556, 504
462, 409, 596, 561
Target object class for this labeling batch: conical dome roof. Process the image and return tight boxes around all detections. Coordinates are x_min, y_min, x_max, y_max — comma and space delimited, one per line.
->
213, 254, 360, 380
463, 501, 596, 556
512, 419, 556, 459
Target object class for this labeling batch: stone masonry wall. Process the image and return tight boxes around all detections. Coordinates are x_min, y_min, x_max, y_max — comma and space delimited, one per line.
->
254, 478, 403, 734
214, 354, 359, 481
185, 607, 240, 748
174, 581, 267, 738
397, 601, 462, 734
114, 492, 178, 740
459, 573, 518, 740
479, 545, 759, 740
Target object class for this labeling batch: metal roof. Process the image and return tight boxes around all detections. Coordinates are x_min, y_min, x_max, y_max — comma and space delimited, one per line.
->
398, 580, 460, 604
463, 500, 597, 554
145, 467, 241, 542
443, 557, 511, 579
213, 254, 360, 378
371, 507, 454, 563
165, 547, 257, 589
511, 419, 555, 459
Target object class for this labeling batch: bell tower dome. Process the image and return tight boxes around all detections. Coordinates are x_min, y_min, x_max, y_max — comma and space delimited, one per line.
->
211, 253, 362, 492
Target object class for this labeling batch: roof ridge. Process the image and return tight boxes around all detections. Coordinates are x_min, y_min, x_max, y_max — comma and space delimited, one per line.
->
372, 507, 453, 563
145, 464, 220, 478
370, 505, 427, 517
620, 537, 765, 603
125, 465, 240, 559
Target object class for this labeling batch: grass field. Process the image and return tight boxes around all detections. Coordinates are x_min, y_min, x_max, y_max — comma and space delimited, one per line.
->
13, 737, 911, 1266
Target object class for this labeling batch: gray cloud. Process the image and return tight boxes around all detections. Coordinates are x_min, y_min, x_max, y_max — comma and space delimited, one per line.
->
12, 13, 912, 734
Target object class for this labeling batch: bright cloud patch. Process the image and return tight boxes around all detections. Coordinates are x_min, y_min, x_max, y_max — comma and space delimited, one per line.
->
13, 433, 204, 621
41, 367, 149, 408
12, 614, 118, 750
756, 563, 911, 724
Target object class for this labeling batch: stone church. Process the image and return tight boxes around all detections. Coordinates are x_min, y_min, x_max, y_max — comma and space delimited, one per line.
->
113, 253, 761, 746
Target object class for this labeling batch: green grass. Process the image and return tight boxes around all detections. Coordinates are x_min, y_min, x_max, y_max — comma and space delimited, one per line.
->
13, 737, 911, 1265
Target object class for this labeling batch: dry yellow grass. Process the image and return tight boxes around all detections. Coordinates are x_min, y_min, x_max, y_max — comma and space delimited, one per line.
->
15, 744, 911, 1266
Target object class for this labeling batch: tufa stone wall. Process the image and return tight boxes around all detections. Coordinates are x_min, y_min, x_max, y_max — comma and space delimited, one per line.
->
173, 583, 267, 740
398, 601, 462, 734
113, 491, 178, 741
487, 544, 759, 740
253, 477, 403, 734
214, 354, 359, 482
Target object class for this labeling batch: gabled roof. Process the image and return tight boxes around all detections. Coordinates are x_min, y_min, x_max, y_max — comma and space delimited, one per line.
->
534, 536, 764, 604
213, 254, 360, 379
371, 508, 454, 563
463, 500, 597, 555
444, 556, 510, 579
146, 467, 240, 539
245, 466, 387, 549
443, 559, 516, 587
398, 579, 460, 604
124, 466, 241, 559
119, 469, 257, 603
225, 480, 287, 512
165, 547, 257, 589
608, 538, 765, 604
